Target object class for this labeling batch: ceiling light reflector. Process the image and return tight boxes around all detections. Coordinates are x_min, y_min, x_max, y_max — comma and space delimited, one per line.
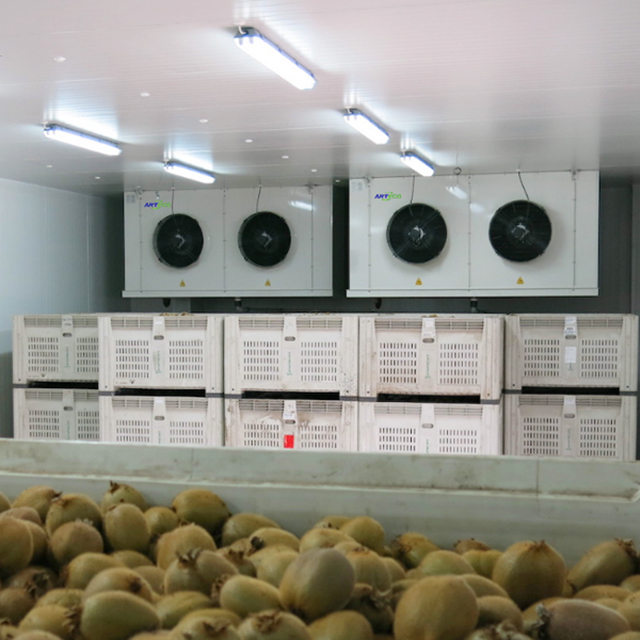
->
401, 152, 435, 177
343, 109, 389, 144
43, 124, 121, 156
234, 27, 316, 90
164, 161, 215, 184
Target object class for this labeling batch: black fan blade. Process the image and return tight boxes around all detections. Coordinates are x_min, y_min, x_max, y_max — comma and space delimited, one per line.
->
153, 214, 204, 268
239, 211, 292, 267
387, 203, 447, 264
489, 200, 551, 262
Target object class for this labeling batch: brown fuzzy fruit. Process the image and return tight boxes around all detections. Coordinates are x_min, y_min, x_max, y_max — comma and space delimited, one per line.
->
23, 521, 48, 565
18, 605, 73, 640
156, 524, 216, 570
345, 548, 392, 592
567, 540, 638, 594
238, 609, 311, 640
181, 608, 242, 627
63, 552, 126, 589
340, 517, 385, 555
134, 566, 165, 595
0, 588, 35, 624
250, 528, 299, 553
476, 596, 523, 630
309, 610, 373, 640
172, 489, 230, 537
618, 593, 640, 630
83, 567, 154, 602
156, 591, 213, 629
279, 548, 356, 622
0, 517, 33, 578
576, 586, 632, 601
463, 550, 502, 579
164, 549, 238, 595
256, 550, 299, 587
460, 574, 509, 598
492, 541, 566, 609
50, 520, 104, 567
35, 589, 83, 609
144, 507, 180, 540
621, 577, 640, 593
222, 514, 280, 547
6, 567, 56, 599
454, 539, 491, 554
0, 507, 42, 525
299, 528, 356, 553
12, 487, 60, 521
104, 503, 150, 553
100, 481, 148, 513
313, 516, 351, 530
417, 550, 476, 577
0, 493, 10, 513
390, 533, 439, 569
110, 550, 153, 568
346, 584, 394, 634
381, 557, 405, 583
394, 575, 479, 640
219, 575, 281, 618
215, 548, 256, 577
533, 599, 630, 640
80, 590, 160, 640
44, 493, 101, 536
171, 617, 241, 640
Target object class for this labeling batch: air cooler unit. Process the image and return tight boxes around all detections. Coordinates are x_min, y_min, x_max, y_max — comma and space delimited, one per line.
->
124, 186, 332, 297
124, 190, 224, 296
348, 171, 598, 297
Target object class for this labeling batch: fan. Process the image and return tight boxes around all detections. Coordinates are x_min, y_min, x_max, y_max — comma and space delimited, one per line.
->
153, 213, 204, 268
489, 200, 552, 262
386, 203, 448, 264
239, 211, 292, 267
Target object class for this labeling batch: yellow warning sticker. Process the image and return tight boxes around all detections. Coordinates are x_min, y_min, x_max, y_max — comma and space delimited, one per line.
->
415, 278, 423, 286
180, 280, 186, 287
265, 280, 271, 287
517, 277, 524, 285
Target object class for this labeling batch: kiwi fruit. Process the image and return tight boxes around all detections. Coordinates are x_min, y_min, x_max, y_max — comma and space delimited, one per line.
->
156, 591, 213, 629
156, 524, 217, 570
598, 598, 623, 611
12, 487, 60, 521
476, 596, 523, 630
44, 494, 102, 536
144, 507, 180, 540
618, 593, 640, 630
299, 529, 355, 553
390, 580, 418, 610
522, 597, 566, 634
23, 521, 48, 566
135, 566, 165, 595
610, 634, 640, 640
256, 550, 299, 587
460, 574, 509, 598
83, 567, 154, 602
533, 599, 630, 640
171, 617, 241, 640
313, 516, 351, 530
340, 517, 385, 555
390, 533, 439, 569
463, 550, 502, 579
80, 590, 161, 640
63, 552, 126, 589
215, 547, 257, 577
6, 567, 56, 598
218, 575, 281, 618
110, 550, 154, 568
467, 620, 530, 640
50, 520, 104, 567
309, 610, 373, 640
164, 549, 238, 595
101, 481, 148, 513
237, 609, 311, 639
417, 550, 476, 577
346, 584, 394, 634
18, 605, 74, 640
0, 587, 35, 624
104, 503, 150, 553
279, 549, 355, 622
567, 540, 638, 594
345, 548, 392, 592
0, 517, 33, 578
334, 540, 367, 556
180, 608, 242, 627
250, 528, 299, 553
172, 489, 230, 537
454, 539, 491, 554
575, 585, 632, 601
394, 575, 479, 640
381, 557, 405, 582
222, 514, 280, 547
35, 588, 83, 609
0, 494, 10, 514
492, 540, 565, 609
0, 507, 42, 525
622, 577, 640, 593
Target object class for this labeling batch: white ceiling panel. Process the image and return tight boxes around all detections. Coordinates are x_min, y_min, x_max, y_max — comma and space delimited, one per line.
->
1, 0, 640, 194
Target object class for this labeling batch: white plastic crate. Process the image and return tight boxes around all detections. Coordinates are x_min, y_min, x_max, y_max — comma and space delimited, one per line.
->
504, 393, 636, 460
224, 315, 358, 397
359, 315, 504, 400
225, 398, 358, 451
13, 388, 100, 441
505, 314, 639, 392
359, 400, 503, 455
99, 396, 222, 447
99, 315, 223, 393
13, 315, 99, 384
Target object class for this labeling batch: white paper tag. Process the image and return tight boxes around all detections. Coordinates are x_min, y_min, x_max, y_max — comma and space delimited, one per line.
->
564, 346, 577, 364
564, 316, 578, 339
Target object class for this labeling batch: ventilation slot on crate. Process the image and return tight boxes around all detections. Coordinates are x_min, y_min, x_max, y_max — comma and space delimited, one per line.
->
378, 426, 418, 452
169, 421, 206, 445
300, 342, 338, 382
242, 341, 281, 382
579, 420, 618, 458
438, 343, 479, 387
168, 340, 204, 380
27, 338, 58, 373
243, 423, 282, 448
76, 338, 100, 374
522, 418, 561, 456
580, 340, 619, 378
114, 421, 152, 443
115, 341, 151, 379
379, 342, 418, 385
298, 424, 339, 450
523, 339, 561, 378
438, 429, 478, 454
77, 411, 100, 441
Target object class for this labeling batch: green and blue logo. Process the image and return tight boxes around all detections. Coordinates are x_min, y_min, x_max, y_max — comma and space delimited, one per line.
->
144, 201, 171, 208
374, 192, 401, 200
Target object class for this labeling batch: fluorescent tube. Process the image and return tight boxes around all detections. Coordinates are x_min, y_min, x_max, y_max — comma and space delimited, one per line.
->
401, 152, 435, 177
164, 161, 215, 184
343, 109, 389, 144
43, 124, 121, 156
234, 27, 316, 90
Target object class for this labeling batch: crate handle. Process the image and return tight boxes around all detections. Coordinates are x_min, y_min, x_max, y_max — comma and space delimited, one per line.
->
421, 423, 434, 429
154, 416, 166, 421
563, 412, 576, 419
284, 419, 296, 425
153, 335, 165, 341
422, 337, 435, 343
284, 336, 296, 342
62, 333, 72, 338
63, 406, 73, 412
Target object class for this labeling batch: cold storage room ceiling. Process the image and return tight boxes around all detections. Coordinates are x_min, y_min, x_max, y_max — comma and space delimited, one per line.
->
1, 0, 640, 195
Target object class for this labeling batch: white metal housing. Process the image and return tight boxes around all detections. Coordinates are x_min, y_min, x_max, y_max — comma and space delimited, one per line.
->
348, 171, 599, 297
99, 315, 223, 394
505, 394, 636, 461
124, 186, 332, 297
13, 315, 99, 383
505, 314, 638, 391
359, 315, 503, 400
225, 399, 357, 451
13, 388, 100, 441
358, 401, 502, 456
99, 396, 222, 447
224, 315, 358, 397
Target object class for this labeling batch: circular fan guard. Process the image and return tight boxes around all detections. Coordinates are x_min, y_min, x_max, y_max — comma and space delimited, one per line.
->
239, 211, 292, 267
153, 213, 204, 268
489, 200, 552, 262
386, 203, 447, 264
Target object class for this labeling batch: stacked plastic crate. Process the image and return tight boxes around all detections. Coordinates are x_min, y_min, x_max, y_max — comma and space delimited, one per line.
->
224, 315, 359, 451
13, 315, 101, 441
358, 315, 505, 455
98, 314, 223, 447
504, 315, 638, 460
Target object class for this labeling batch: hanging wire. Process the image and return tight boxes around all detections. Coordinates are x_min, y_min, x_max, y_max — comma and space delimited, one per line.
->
517, 170, 530, 201
256, 184, 262, 212
410, 175, 416, 204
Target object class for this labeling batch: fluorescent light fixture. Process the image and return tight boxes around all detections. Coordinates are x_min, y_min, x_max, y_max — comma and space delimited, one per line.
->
290, 200, 313, 211
401, 151, 435, 177
164, 161, 215, 184
343, 109, 389, 144
234, 27, 316, 90
43, 123, 121, 156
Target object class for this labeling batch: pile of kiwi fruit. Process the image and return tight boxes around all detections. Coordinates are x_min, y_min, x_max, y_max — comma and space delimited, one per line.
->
0, 482, 637, 640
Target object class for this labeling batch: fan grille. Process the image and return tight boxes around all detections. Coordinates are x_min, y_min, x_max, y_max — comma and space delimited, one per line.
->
386, 203, 447, 264
239, 211, 291, 267
489, 200, 551, 262
153, 214, 204, 268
